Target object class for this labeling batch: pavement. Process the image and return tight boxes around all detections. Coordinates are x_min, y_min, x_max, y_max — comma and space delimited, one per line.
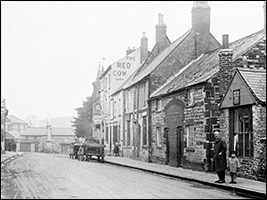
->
104, 155, 266, 199
1, 151, 266, 199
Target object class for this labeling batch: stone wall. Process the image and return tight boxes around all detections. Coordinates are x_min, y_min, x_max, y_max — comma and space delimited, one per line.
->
150, 81, 222, 170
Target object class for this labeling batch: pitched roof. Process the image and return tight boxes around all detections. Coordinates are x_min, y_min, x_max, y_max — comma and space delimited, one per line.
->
150, 29, 266, 99
238, 68, 266, 103
230, 29, 266, 61
51, 127, 75, 136
7, 130, 21, 139
6, 132, 16, 140
123, 29, 193, 89
21, 127, 47, 136
21, 127, 74, 136
6, 115, 27, 124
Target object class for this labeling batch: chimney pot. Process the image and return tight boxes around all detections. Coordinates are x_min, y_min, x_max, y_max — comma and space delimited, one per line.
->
158, 13, 164, 24
142, 31, 146, 38
222, 34, 229, 49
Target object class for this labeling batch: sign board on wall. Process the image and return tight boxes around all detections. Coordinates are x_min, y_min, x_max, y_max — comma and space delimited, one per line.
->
111, 49, 141, 81
93, 115, 102, 124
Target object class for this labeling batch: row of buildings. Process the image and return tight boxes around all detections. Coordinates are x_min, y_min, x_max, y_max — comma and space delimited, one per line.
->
90, 1, 266, 181
2, 114, 75, 154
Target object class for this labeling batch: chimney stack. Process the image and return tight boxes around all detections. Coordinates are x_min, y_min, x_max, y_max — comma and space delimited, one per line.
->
192, 1, 211, 34
222, 34, 229, 49
218, 49, 234, 100
141, 31, 148, 64
155, 13, 167, 49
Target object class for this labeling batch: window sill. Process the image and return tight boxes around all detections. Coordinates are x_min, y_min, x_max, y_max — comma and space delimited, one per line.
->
185, 147, 195, 152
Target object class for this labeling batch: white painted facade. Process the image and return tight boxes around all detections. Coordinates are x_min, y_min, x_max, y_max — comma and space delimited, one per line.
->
100, 49, 142, 152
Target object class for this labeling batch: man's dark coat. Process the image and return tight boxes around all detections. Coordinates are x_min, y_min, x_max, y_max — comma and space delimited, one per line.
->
213, 139, 227, 172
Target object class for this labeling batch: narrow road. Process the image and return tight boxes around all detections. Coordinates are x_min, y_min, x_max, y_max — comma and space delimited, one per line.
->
2, 152, 247, 199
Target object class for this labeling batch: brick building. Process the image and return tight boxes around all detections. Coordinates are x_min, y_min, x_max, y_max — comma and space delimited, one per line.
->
120, 1, 220, 162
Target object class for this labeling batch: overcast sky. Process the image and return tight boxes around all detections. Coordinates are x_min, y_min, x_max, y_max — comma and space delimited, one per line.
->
1, 1, 265, 120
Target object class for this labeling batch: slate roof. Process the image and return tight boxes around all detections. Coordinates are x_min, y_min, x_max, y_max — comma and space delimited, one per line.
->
6, 115, 27, 124
238, 68, 266, 103
21, 127, 47, 136
21, 127, 74, 136
150, 29, 266, 99
230, 29, 266, 61
123, 29, 193, 90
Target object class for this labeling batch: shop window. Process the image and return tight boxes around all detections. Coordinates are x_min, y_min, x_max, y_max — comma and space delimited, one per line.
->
233, 107, 253, 158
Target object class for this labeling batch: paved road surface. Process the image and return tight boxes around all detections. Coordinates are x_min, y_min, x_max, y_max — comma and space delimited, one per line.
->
1, 152, 248, 199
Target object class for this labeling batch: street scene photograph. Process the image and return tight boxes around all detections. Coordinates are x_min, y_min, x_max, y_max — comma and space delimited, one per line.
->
1, 1, 266, 199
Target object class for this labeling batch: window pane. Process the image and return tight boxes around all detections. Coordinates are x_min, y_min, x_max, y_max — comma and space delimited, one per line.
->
143, 117, 147, 145
184, 129, 187, 149
239, 133, 243, 157
245, 132, 249, 157
127, 121, 130, 146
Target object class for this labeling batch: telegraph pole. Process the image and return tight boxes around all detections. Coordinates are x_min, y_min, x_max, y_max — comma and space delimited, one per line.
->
1, 99, 8, 154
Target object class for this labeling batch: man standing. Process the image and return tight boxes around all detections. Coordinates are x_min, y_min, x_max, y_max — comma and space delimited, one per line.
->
213, 129, 227, 183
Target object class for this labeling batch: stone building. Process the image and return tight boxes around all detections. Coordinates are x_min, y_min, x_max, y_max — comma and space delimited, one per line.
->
20, 125, 75, 153
220, 67, 266, 181
149, 25, 265, 178
120, 1, 220, 162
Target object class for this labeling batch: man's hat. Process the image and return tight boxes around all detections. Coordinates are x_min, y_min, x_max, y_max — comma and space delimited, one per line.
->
230, 150, 236, 155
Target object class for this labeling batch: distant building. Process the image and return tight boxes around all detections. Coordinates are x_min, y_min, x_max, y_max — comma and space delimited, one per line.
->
4, 115, 28, 151
92, 63, 104, 142
6, 115, 28, 132
20, 126, 75, 153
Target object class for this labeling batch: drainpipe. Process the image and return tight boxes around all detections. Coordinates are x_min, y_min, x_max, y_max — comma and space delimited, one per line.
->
147, 78, 152, 163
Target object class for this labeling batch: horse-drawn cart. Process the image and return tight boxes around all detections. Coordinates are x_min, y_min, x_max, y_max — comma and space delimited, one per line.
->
77, 142, 105, 162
